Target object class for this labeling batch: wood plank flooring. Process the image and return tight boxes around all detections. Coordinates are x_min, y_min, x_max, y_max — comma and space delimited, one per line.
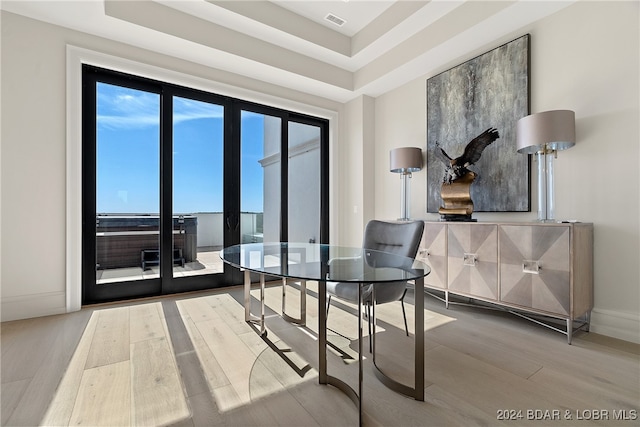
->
1, 282, 638, 426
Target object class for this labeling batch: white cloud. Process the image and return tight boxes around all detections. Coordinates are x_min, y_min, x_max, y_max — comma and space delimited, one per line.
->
97, 84, 223, 130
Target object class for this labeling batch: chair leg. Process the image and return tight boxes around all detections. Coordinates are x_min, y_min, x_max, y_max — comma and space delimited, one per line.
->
326, 294, 332, 316
401, 288, 409, 337
367, 304, 372, 353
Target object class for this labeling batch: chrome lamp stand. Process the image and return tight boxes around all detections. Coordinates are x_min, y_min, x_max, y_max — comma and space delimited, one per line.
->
390, 147, 423, 222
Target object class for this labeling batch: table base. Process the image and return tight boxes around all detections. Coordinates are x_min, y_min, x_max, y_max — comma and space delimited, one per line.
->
245, 272, 425, 426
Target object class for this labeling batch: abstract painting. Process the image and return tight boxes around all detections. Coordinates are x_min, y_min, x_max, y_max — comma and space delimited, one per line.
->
426, 34, 530, 213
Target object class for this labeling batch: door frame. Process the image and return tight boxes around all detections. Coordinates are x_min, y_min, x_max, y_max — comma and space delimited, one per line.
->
80, 64, 330, 304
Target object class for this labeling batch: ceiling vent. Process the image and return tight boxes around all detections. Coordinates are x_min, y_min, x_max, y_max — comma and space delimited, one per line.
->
324, 13, 346, 27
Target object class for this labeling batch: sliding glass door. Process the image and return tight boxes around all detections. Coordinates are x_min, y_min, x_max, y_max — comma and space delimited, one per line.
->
82, 66, 328, 304
240, 110, 281, 244
95, 83, 161, 285
239, 107, 328, 246
83, 71, 166, 302
172, 96, 225, 280
288, 121, 322, 243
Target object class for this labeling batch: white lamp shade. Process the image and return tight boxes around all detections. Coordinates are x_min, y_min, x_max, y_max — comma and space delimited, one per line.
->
390, 147, 423, 173
517, 110, 576, 154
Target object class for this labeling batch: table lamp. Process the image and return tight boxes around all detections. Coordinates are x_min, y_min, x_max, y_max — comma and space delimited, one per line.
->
390, 147, 423, 221
517, 110, 575, 221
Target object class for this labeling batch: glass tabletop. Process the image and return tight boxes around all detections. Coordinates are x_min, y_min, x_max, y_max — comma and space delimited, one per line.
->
220, 242, 430, 283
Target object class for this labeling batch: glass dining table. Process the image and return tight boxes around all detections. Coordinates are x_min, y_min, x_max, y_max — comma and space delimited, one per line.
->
220, 242, 431, 425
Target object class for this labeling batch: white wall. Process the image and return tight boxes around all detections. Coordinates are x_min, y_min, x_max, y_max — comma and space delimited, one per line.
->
336, 95, 375, 247
1, 11, 69, 319
374, 1, 639, 343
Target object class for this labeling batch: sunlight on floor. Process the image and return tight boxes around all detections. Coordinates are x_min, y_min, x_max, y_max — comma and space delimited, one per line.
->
39, 283, 456, 424
40, 303, 189, 426
176, 293, 318, 413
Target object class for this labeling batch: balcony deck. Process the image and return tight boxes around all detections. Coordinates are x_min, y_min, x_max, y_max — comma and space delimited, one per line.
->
97, 248, 224, 284
95, 211, 262, 284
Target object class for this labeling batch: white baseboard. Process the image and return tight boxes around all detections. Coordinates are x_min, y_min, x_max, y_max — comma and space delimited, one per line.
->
590, 308, 640, 344
1, 292, 67, 322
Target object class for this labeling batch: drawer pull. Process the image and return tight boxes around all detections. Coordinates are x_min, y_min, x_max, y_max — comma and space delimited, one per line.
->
463, 253, 477, 266
523, 260, 541, 274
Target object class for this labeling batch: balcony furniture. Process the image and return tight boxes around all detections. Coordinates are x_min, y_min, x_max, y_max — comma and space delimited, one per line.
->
326, 220, 425, 352
96, 215, 197, 269
220, 242, 430, 426
140, 248, 185, 270
417, 221, 593, 343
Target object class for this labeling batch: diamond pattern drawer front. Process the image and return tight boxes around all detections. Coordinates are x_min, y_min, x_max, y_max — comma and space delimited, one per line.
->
447, 224, 498, 300
417, 222, 447, 289
500, 225, 570, 316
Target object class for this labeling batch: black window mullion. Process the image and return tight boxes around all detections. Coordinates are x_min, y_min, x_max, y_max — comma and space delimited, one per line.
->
320, 120, 330, 244
160, 90, 174, 288
280, 114, 289, 242
225, 101, 241, 248
223, 101, 243, 283
81, 70, 98, 302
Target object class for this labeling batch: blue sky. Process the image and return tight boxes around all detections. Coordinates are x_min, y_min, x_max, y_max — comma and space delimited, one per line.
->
96, 83, 265, 214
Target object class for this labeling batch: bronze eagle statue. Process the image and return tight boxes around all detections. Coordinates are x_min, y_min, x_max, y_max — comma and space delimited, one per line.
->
434, 127, 500, 184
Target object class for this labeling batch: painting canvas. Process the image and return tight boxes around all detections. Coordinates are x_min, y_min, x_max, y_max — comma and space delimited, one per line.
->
426, 34, 530, 213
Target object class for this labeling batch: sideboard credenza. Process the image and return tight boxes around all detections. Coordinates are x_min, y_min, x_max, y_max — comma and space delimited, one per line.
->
416, 221, 593, 344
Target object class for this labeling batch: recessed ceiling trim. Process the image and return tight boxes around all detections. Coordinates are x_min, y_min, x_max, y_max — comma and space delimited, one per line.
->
105, 0, 353, 91
1, 0, 578, 104
349, 1, 465, 68
207, 0, 351, 56
354, 0, 515, 90
352, 0, 428, 55
355, 0, 577, 98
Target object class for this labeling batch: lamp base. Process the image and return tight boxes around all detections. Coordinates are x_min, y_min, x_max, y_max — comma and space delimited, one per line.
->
397, 217, 412, 222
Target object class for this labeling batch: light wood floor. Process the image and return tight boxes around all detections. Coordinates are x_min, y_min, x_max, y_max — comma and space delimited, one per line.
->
2, 283, 638, 426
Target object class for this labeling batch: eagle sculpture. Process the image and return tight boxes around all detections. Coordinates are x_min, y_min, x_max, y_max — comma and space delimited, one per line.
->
434, 127, 500, 184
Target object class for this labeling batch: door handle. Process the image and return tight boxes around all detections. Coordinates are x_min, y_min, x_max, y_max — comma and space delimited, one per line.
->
226, 214, 239, 231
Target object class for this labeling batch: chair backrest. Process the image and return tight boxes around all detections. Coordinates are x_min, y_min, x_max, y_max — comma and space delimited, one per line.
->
362, 220, 424, 261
